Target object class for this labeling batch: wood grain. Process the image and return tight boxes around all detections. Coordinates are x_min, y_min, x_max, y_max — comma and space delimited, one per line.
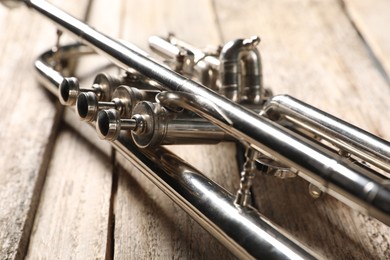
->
213, 0, 390, 258
0, 1, 91, 259
25, 125, 112, 259
343, 0, 390, 82
1, 0, 389, 259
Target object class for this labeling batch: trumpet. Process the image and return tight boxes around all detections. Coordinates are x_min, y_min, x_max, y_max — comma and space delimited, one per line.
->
4, 0, 390, 258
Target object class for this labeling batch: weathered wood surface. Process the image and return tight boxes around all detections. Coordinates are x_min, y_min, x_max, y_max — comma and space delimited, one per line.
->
344, 0, 390, 82
0, 0, 389, 259
0, 1, 91, 259
25, 125, 112, 259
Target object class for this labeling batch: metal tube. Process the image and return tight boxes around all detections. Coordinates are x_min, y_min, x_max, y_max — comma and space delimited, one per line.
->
35, 58, 63, 95
130, 101, 232, 147
241, 48, 263, 104
27, 0, 390, 225
161, 118, 232, 144
114, 136, 315, 260
156, 91, 390, 225
148, 35, 183, 60
219, 36, 262, 103
261, 95, 390, 175
34, 47, 316, 260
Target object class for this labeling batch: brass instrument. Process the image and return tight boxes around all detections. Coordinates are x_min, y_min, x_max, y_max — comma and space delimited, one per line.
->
3, 0, 390, 259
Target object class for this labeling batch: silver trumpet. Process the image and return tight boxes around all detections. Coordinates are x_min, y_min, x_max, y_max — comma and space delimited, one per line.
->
4, 0, 390, 259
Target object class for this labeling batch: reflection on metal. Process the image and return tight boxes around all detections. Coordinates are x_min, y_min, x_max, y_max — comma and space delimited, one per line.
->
5, 0, 389, 258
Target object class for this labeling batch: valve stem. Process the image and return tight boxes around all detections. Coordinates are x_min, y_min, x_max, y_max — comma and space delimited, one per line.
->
96, 109, 143, 141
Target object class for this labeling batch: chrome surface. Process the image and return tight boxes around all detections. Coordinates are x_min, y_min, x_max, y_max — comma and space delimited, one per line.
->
11, 0, 389, 258
219, 36, 263, 104
35, 43, 315, 260
148, 34, 220, 90
261, 95, 390, 175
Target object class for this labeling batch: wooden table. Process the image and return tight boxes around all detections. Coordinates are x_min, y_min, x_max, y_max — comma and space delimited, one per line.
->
1, 0, 389, 259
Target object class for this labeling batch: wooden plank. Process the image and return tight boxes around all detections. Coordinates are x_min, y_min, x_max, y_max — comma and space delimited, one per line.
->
3, 0, 388, 259
25, 125, 112, 259
113, 0, 238, 258
0, 1, 91, 259
343, 0, 390, 82
24, 0, 122, 258
213, 0, 390, 259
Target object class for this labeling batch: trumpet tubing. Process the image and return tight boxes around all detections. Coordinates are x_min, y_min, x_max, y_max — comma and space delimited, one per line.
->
5, 0, 390, 258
